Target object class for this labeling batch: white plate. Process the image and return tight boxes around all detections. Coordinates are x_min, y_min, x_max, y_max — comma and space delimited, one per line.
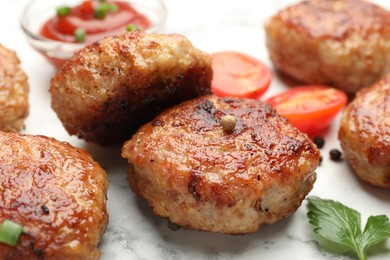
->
2, 0, 390, 259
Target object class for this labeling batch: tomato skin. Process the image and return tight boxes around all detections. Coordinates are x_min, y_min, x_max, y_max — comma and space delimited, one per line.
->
79, 0, 94, 15
40, 1, 151, 43
266, 85, 348, 135
211, 51, 272, 99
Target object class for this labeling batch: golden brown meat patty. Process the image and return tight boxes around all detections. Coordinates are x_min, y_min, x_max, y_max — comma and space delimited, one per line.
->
50, 31, 212, 145
339, 75, 390, 189
265, 0, 390, 94
0, 132, 108, 259
0, 44, 29, 132
122, 95, 320, 234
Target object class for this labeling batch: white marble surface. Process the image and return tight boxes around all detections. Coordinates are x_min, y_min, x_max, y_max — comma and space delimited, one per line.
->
2, 0, 390, 259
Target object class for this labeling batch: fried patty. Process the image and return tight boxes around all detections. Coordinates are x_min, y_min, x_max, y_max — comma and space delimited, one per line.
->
122, 95, 320, 234
339, 75, 390, 189
50, 31, 212, 145
0, 133, 108, 259
265, 0, 390, 94
0, 44, 29, 132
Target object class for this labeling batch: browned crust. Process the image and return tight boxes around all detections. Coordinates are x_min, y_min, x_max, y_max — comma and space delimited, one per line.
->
271, 0, 390, 40
264, 0, 390, 94
0, 133, 108, 259
0, 45, 29, 132
339, 75, 390, 189
50, 31, 212, 145
122, 95, 319, 234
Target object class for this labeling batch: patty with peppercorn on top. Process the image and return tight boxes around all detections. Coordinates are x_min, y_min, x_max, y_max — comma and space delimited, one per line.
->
122, 95, 320, 234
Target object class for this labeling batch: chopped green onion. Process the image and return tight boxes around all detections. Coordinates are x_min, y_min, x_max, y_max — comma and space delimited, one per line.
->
126, 24, 141, 32
94, 3, 118, 19
56, 6, 71, 16
74, 28, 86, 43
94, 5, 108, 19
0, 220, 23, 246
108, 3, 118, 12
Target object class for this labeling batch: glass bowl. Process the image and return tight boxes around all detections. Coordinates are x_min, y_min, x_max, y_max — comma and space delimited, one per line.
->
20, 0, 167, 68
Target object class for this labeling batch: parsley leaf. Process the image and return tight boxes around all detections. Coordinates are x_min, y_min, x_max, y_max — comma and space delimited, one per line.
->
307, 196, 390, 260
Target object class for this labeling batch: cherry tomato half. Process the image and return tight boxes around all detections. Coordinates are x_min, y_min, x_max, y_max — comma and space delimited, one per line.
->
266, 85, 348, 135
211, 51, 272, 99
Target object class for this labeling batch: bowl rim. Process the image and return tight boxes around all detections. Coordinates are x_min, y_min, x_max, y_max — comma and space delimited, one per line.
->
20, 0, 167, 46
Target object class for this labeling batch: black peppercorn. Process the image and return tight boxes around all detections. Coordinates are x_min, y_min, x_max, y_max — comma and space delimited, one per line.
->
221, 115, 236, 132
330, 149, 342, 161
167, 220, 181, 231
313, 136, 325, 149
41, 205, 50, 215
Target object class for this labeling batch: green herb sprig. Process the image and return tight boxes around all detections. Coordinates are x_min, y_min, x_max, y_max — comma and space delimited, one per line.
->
307, 196, 390, 260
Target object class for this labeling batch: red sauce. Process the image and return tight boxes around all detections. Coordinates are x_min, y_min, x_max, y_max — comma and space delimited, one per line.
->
40, 0, 151, 43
